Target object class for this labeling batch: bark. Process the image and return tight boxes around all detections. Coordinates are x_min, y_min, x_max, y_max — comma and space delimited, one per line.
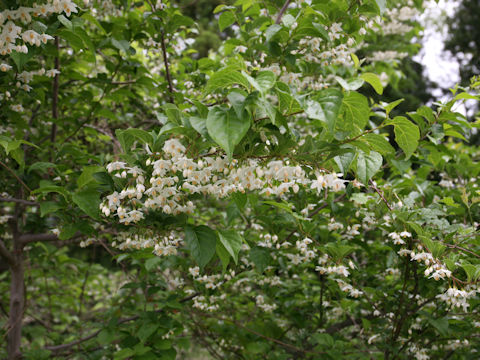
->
7, 239, 24, 360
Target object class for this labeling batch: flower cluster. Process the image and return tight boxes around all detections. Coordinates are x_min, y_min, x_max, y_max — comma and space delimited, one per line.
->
0, 1, 77, 56
100, 139, 347, 224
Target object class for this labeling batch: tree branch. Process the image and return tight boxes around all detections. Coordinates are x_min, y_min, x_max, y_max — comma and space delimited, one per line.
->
45, 293, 198, 353
0, 160, 31, 193
50, 36, 60, 145
0, 197, 38, 206
0, 239, 15, 266
275, 0, 291, 24
369, 179, 393, 211
160, 31, 175, 103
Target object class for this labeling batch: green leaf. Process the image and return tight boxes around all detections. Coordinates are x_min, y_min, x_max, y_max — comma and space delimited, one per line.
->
341, 91, 369, 131
219, 11, 235, 31
114, 348, 135, 360
276, 82, 302, 114
122, 128, 154, 146
217, 230, 243, 264
58, 15, 73, 30
388, 116, 420, 159
184, 225, 217, 269
356, 150, 382, 184
72, 188, 101, 220
243, 71, 276, 94
39, 202, 63, 217
335, 76, 364, 91
428, 317, 449, 337
137, 323, 159, 343
10, 50, 35, 72
265, 24, 282, 42
361, 73, 383, 95
77, 166, 103, 188
249, 247, 272, 273
385, 99, 404, 115
206, 106, 251, 160
189, 116, 208, 137
306, 89, 343, 132
205, 67, 250, 93
33, 186, 70, 201
334, 149, 355, 174
361, 133, 395, 155
216, 241, 231, 272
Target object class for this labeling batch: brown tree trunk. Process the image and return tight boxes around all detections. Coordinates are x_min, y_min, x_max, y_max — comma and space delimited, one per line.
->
7, 234, 25, 359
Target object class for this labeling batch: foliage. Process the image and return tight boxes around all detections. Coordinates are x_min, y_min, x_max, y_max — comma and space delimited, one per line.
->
0, 0, 479, 359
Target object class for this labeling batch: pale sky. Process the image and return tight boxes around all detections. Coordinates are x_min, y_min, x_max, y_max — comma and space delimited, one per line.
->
414, 0, 476, 115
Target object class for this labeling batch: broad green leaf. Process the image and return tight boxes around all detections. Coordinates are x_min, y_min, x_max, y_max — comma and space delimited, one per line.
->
217, 230, 243, 264
206, 67, 250, 93
427, 317, 449, 337
276, 82, 302, 114
249, 247, 272, 273
72, 188, 101, 220
356, 150, 382, 184
361, 73, 383, 95
39, 202, 63, 217
137, 323, 159, 343
114, 348, 135, 360
388, 116, 420, 159
243, 71, 276, 94
33, 186, 70, 201
385, 98, 404, 115
335, 76, 364, 91
265, 24, 282, 42
341, 91, 370, 132
189, 116, 208, 137
216, 241, 231, 272
306, 89, 343, 132
219, 11, 235, 31
122, 128, 154, 146
185, 225, 217, 269
77, 166, 103, 188
334, 149, 355, 174
206, 106, 251, 160
361, 133, 395, 155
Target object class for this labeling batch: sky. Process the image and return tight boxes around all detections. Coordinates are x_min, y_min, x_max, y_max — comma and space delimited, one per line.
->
413, 0, 476, 115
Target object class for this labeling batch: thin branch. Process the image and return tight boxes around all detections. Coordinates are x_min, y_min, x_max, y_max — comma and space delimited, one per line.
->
0, 160, 32, 193
50, 36, 60, 145
45, 293, 198, 353
445, 243, 480, 259
19, 233, 58, 245
160, 31, 175, 103
198, 312, 322, 355
369, 179, 393, 211
254, 110, 304, 123
0, 239, 15, 266
0, 197, 38, 206
275, 0, 291, 24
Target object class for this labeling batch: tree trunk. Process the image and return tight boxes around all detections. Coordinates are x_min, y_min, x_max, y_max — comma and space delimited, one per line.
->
7, 243, 24, 360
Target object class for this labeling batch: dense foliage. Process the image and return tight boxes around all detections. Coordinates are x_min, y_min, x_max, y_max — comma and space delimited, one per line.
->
1, 0, 479, 359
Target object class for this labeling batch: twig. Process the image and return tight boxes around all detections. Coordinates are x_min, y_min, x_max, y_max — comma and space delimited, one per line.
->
198, 312, 322, 355
0, 160, 31, 193
160, 31, 175, 103
0, 197, 38, 206
369, 179, 393, 211
445, 243, 480, 259
50, 36, 60, 145
254, 110, 304, 122
45, 292, 198, 353
275, 0, 292, 24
